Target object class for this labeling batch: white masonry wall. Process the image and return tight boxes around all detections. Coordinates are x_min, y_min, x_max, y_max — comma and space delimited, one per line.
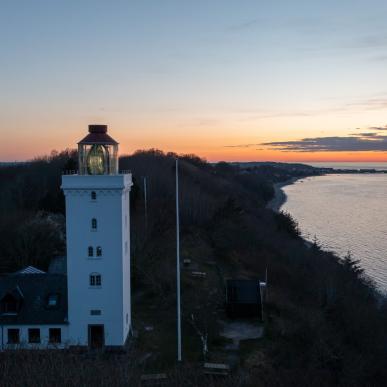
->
62, 174, 132, 347
0, 325, 69, 350
122, 187, 131, 341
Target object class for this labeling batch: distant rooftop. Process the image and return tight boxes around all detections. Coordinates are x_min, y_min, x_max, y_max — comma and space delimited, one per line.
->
13, 266, 46, 275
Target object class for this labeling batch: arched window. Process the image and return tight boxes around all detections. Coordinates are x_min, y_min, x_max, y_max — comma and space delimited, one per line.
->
91, 191, 97, 200
89, 273, 102, 287
91, 218, 97, 230
88, 246, 94, 257
96, 246, 102, 257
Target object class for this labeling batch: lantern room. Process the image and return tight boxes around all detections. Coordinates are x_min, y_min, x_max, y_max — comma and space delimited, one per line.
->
78, 125, 119, 175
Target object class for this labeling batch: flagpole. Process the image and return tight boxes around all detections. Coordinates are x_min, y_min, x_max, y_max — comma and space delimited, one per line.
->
176, 158, 182, 362
143, 176, 148, 232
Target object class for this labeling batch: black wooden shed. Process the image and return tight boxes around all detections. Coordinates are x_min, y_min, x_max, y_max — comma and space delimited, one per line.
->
226, 279, 262, 319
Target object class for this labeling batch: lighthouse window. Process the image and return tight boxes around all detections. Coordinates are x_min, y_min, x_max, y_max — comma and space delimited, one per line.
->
96, 275, 101, 286
90, 273, 102, 287
91, 191, 97, 200
88, 246, 94, 257
91, 218, 97, 230
96, 246, 102, 257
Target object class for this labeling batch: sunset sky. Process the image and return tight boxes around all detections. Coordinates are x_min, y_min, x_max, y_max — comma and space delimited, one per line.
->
2, 1, 387, 162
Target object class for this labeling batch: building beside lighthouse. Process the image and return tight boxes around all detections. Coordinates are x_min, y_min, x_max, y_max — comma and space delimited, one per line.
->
0, 125, 132, 350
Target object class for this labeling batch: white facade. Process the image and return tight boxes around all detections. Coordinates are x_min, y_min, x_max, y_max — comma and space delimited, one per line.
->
0, 324, 68, 350
61, 174, 132, 347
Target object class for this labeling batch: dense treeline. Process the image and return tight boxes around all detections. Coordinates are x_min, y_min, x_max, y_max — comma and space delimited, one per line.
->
0, 150, 76, 272
0, 150, 386, 386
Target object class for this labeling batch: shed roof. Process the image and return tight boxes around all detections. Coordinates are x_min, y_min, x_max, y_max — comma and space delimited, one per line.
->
0, 274, 68, 325
226, 279, 261, 304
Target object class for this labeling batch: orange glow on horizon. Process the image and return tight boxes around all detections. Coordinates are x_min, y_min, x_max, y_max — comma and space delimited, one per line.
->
3, 122, 387, 164
199, 149, 387, 163
119, 144, 387, 163
3, 141, 387, 164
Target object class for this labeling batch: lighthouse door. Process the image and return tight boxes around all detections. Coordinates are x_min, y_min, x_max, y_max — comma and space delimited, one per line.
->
88, 325, 104, 349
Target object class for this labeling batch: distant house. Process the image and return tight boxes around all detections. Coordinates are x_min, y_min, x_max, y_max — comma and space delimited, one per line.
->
226, 279, 263, 319
0, 268, 68, 349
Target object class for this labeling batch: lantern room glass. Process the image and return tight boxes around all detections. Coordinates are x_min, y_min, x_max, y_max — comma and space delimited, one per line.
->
78, 143, 118, 175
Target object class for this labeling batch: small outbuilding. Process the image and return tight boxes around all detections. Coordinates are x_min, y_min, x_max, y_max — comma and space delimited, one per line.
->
226, 279, 262, 319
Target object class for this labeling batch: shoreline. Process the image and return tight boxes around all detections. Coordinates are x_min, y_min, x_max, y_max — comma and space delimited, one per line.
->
267, 176, 315, 250
266, 177, 303, 212
267, 175, 387, 296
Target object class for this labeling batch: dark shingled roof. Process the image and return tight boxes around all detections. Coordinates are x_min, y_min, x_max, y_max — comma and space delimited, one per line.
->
0, 274, 68, 325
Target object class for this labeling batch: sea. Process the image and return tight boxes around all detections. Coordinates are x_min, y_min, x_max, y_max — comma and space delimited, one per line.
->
281, 163, 387, 293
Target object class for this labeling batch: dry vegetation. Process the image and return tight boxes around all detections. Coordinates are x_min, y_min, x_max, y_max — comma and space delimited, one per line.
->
0, 350, 243, 387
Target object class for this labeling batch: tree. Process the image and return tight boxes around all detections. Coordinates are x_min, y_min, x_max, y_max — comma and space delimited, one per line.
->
342, 251, 364, 278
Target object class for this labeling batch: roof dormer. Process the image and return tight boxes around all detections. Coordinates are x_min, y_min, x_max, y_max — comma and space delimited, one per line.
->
0, 287, 23, 315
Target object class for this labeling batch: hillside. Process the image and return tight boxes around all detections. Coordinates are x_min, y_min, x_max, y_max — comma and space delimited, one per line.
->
0, 150, 386, 386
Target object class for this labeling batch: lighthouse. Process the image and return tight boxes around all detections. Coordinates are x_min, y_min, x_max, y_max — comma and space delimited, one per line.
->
61, 125, 132, 349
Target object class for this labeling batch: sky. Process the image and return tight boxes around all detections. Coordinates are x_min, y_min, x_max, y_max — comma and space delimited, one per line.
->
1, 0, 387, 162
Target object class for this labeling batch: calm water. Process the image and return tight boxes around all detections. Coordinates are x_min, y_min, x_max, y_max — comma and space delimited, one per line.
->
282, 174, 387, 293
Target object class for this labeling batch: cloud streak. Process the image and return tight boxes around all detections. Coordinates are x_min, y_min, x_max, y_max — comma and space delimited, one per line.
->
232, 96, 387, 123
368, 125, 387, 131
262, 135, 387, 152
224, 143, 261, 148
349, 132, 378, 137
226, 18, 261, 32
225, 125, 387, 153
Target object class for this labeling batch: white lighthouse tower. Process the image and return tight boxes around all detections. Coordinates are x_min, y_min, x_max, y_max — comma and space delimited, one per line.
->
61, 125, 132, 349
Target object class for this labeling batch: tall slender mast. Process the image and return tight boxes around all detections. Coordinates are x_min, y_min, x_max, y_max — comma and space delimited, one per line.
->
143, 176, 148, 232
176, 158, 182, 362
